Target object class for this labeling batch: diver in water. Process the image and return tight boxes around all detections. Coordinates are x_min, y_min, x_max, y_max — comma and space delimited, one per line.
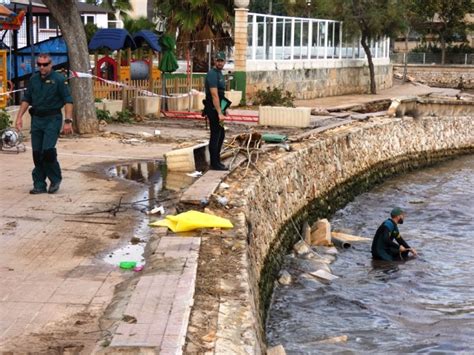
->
371, 207, 418, 261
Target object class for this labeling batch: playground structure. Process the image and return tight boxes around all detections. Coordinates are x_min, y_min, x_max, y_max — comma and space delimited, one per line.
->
89, 29, 161, 88
0, 4, 26, 108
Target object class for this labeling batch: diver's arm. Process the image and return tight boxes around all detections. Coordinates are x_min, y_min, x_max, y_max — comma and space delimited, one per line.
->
397, 236, 418, 256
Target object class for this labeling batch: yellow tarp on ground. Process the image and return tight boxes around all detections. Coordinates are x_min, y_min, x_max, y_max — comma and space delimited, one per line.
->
149, 210, 233, 232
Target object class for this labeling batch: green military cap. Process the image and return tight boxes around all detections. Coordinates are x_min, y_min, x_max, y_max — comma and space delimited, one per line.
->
215, 51, 226, 60
390, 207, 405, 217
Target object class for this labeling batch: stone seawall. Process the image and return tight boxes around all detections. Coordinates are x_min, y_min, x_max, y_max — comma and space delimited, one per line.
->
393, 64, 474, 89
215, 115, 473, 353
246, 64, 392, 100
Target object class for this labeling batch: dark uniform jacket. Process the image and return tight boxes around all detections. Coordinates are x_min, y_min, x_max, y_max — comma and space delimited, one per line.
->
371, 218, 410, 261
23, 70, 73, 116
204, 67, 225, 111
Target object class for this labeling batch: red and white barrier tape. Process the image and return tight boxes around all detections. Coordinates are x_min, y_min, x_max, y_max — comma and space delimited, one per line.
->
70, 70, 195, 99
0, 71, 196, 100
0, 88, 26, 97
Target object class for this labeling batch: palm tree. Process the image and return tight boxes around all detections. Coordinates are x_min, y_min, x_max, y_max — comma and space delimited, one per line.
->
158, 0, 234, 70
123, 15, 155, 33
102, 0, 133, 23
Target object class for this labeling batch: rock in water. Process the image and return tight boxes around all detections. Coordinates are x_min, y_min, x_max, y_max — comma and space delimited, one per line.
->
278, 270, 292, 285
310, 218, 332, 246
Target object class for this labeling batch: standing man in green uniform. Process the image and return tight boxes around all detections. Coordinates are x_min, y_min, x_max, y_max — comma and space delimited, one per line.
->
204, 51, 228, 170
15, 53, 73, 194
371, 207, 418, 261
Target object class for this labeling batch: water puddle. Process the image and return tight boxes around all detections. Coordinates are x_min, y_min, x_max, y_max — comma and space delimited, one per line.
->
103, 160, 198, 268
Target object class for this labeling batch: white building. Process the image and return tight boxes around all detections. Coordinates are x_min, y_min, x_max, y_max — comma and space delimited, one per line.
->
2, 0, 110, 48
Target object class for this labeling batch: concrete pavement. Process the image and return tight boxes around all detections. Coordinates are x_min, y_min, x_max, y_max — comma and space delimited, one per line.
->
0, 135, 183, 353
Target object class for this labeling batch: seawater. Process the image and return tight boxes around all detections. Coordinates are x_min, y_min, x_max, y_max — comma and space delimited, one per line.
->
266, 155, 474, 354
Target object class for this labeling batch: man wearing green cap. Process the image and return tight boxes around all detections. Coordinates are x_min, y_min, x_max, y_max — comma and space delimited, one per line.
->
371, 207, 418, 261
204, 51, 229, 170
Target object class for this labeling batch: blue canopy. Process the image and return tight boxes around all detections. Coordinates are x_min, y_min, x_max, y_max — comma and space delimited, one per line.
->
133, 30, 161, 52
88, 29, 136, 51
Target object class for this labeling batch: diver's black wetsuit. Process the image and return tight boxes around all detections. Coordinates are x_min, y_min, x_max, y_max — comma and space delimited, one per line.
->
371, 218, 411, 261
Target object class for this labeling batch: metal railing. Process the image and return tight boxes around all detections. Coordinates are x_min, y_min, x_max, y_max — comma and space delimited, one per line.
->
247, 12, 390, 62
391, 52, 474, 65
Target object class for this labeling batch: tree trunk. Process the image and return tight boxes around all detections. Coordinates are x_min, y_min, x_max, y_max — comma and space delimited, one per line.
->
403, 28, 410, 82
42, 0, 98, 134
440, 37, 446, 65
360, 32, 376, 94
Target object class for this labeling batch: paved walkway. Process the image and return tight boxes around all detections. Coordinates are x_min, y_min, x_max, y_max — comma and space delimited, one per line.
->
294, 81, 459, 109
0, 135, 185, 353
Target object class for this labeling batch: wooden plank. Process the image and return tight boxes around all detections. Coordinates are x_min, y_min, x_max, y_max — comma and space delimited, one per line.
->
331, 231, 371, 242
180, 170, 229, 205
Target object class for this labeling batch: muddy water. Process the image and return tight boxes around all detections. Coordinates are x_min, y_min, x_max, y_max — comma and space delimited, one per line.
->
104, 160, 196, 267
266, 155, 474, 353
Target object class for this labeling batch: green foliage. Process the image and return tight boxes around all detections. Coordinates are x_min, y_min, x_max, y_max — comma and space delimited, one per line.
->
0, 109, 11, 130
254, 87, 295, 107
96, 108, 112, 123
412, 43, 474, 54
159, 0, 234, 58
123, 16, 155, 33
410, 0, 473, 48
84, 22, 99, 45
114, 109, 134, 123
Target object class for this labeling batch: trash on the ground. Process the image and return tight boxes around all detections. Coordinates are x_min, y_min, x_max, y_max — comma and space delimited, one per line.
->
216, 196, 228, 206
130, 236, 143, 244
219, 182, 230, 189
133, 265, 144, 272
200, 198, 209, 207
277, 143, 291, 151
149, 210, 233, 232
119, 261, 137, 269
154, 129, 161, 136
121, 138, 145, 145
186, 171, 203, 177
204, 208, 216, 215
146, 205, 165, 215
262, 133, 288, 143
122, 315, 137, 324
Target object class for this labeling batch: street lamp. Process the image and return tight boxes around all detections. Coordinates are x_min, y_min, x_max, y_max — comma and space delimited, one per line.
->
306, 0, 311, 17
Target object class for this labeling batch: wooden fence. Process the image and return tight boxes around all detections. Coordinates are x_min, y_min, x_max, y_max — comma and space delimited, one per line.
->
93, 77, 205, 101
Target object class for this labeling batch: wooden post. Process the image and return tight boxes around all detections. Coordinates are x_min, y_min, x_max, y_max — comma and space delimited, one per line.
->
94, 52, 98, 76
117, 50, 122, 81
148, 49, 153, 93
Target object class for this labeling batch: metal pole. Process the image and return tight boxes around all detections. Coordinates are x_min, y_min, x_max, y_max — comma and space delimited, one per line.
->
29, 0, 35, 73
208, 40, 212, 70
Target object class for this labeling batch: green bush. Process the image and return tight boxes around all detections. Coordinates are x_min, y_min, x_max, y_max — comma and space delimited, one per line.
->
96, 108, 112, 123
254, 87, 295, 107
0, 109, 12, 131
114, 109, 134, 124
